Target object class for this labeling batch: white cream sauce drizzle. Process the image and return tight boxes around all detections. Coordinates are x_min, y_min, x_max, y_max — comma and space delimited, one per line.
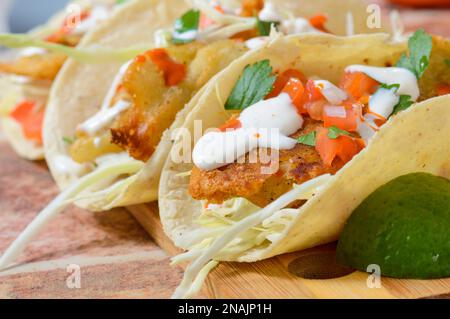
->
347, 65, 420, 139
78, 99, 130, 136
369, 87, 399, 119
245, 37, 269, 50
345, 65, 419, 100
258, 2, 282, 22
193, 93, 303, 171
78, 60, 132, 136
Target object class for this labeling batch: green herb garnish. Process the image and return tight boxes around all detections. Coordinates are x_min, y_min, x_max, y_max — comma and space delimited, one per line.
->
225, 60, 276, 110
393, 95, 414, 114
396, 29, 432, 79
172, 9, 200, 44
62, 136, 75, 145
257, 18, 279, 36
327, 126, 350, 139
380, 83, 400, 91
297, 131, 316, 146
445, 58, 450, 67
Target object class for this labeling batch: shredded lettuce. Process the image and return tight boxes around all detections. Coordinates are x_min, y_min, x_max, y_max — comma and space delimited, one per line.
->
183, 260, 219, 299
172, 174, 331, 298
0, 33, 150, 63
0, 157, 144, 271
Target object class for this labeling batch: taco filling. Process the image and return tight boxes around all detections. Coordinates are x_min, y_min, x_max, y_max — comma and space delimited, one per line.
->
0, 0, 350, 272
0, 1, 120, 148
64, 0, 339, 171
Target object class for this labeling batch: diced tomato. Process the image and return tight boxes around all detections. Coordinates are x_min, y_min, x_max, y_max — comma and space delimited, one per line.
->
339, 71, 379, 101
45, 10, 90, 43
282, 78, 306, 114
266, 69, 307, 99
315, 127, 364, 166
303, 80, 328, 120
309, 14, 329, 33
323, 101, 362, 132
9, 100, 44, 144
147, 49, 186, 86
436, 84, 450, 96
200, 5, 224, 29
219, 116, 242, 131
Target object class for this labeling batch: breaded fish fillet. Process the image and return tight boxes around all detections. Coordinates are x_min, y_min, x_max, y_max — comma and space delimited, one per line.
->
189, 119, 344, 207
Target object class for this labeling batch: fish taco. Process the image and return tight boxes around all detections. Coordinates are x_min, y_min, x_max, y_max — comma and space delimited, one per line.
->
0, 0, 128, 160
157, 31, 450, 298
0, 0, 379, 270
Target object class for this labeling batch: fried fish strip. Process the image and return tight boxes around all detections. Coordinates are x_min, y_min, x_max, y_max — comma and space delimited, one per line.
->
110, 40, 247, 161
189, 119, 343, 207
0, 52, 67, 81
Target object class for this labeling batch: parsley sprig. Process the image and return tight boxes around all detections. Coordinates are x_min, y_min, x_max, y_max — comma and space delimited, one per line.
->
396, 29, 432, 79
297, 131, 316, 146
256, 18, 279, 36
225, 60, 276, 110
172, 9, 200, 44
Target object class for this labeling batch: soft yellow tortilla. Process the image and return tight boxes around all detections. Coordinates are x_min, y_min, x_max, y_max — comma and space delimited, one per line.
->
43, 0, 381, 211
158, 33, 450, 262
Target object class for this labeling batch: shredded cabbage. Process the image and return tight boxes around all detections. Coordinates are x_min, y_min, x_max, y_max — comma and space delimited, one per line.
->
0, 156, 144, 271
0, 33, 151, 63
172, 174, 331, 298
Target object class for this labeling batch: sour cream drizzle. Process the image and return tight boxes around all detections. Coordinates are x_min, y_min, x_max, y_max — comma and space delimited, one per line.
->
193, 93, 303, 171
78, 61, 132, 136
345, 65, 419, 99
258, 2, 282, 22
245, 37, 269, 50
346, 65, 420, 141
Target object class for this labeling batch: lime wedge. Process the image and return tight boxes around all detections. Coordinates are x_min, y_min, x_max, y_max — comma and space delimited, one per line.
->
336, 173, 450, 279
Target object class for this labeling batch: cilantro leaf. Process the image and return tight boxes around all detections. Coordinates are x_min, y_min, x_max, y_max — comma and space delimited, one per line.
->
380, 83, 400, 91
62, 136, 75, 145
116, 0, 127, 4
392, 95, 414, 114
225, 60, 276, 110
257, 18, 279, 36
172, 9, 200, 44
327, 126, 350, 139
297, 131, 316, 146
396, 29, 432, 79
445, 58, 450, 67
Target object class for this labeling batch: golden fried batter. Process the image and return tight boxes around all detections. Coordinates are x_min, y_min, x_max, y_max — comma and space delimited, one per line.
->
0, 52, 67, 81
189, 119, 343, 207
110, 40, 247, 161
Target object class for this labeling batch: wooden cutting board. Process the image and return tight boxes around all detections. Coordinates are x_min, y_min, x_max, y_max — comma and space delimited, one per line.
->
129, 204, 450, 299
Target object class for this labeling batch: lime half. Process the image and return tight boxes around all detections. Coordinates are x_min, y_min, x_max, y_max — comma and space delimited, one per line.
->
336, 173, 450, 279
